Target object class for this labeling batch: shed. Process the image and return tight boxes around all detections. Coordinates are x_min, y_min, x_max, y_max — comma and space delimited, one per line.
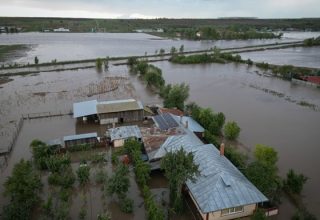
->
63, 132, 98, 148
108, 125, 142, 148
97, 99, 144, 124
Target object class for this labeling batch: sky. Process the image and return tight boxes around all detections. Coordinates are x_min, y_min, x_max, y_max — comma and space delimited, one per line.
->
0, 0, 319, 19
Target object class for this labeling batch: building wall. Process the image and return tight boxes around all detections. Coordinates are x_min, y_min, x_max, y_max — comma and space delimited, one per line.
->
208, 204, 256, 220
98, 110, 144, 124
65, 137, 97, 148
188, 191, 257, 220
113, 139, 125, 148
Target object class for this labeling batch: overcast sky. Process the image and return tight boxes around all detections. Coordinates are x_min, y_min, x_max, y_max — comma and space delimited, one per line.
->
0, 0, 319, 19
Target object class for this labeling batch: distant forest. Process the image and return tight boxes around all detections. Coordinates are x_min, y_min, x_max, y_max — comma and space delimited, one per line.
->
1, 17, 320, 33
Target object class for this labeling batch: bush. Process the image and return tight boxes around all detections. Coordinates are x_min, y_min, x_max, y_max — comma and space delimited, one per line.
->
283, 169, 308, 194
95, 169, 108, 184
224, 121, 241, 140
77, 165, 91, 185
120, 196, 134, 213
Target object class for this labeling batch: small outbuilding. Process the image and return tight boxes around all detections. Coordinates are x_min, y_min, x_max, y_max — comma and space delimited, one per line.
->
97, 99, 144, 125
108, 125, 142, 148
63, 132, 98, 148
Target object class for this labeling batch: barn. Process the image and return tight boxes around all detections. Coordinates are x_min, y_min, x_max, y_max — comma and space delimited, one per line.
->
96, 99, 144, 125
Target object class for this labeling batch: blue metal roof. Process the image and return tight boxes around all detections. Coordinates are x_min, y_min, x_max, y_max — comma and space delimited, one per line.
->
177, 144, 268, 213
73, 100, 98, 118
108, 125, 142, 141
172, 115, 205, 133
63, 132, 98, 142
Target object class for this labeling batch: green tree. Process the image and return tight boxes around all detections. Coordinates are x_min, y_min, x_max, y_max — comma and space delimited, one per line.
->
161, 148, 199, 213
170, 46, 177, 55
245, 145, 282, 205
144, 69, 165, 89
107, 163, 130, 199
34, 56, 39, 65
179, 44, 184, 54
224, 146, 247, 169
224, 121, 241, 140
128, 57, 137, 66
163, 83, 189, 111
77, 165, 90, 185
96, 58, 103, 69
159, 48, 165, 56
3, 159, 42, 220
254, 144, 278, 168
283, 169, 308, 194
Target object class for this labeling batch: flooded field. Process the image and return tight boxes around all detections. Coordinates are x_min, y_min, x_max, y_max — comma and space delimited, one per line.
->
154, 61, 320, 217
240, 46, 320, 68
1, 31, 320, 219
0, 32, 316, 64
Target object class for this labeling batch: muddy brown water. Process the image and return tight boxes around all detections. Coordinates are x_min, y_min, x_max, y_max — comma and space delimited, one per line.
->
1, 59, 320, 218
153, 61, 320, 218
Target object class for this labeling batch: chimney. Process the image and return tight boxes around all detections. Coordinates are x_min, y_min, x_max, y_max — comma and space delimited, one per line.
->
112, 122, 115, 129
185, 120, 188, 128
220, 143, 225, 156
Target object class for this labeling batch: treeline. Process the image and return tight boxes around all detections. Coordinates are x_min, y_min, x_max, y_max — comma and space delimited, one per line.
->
304, 36, 320, 46
164, 27, 282, 40
170, 48, 251, 65
2, 17, 320, 32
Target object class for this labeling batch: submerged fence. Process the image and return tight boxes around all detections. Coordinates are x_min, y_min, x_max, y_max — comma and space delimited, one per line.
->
1, 110, 73, 158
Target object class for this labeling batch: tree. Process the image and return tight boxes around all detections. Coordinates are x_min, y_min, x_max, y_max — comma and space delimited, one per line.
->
107, 163, 130, 199
170, 46, 177, 55
77, 165, 90, 185
224, 121, 241, 140
34, 56, 39, 65
179, 44, 184, 54
159, 48, 165, 56
254, 144, 278, 168
127, 57, 137, 66
224, 146, 247, 169
96, 58, 103, 70
144, 69, 165, 89
245, 145, 282, 205
283, 169, 308, 194
161, 148, 199, 213
3, 159, 42, 220
163, 83, 189, 111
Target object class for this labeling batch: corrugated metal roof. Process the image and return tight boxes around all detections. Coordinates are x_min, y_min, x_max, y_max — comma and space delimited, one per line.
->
171, 115, 205, 133
73, 100, 98, 118
153, 113, 179, 130
97, 99, 143, 114
63, 132, 98, 142
108, 125, 142, 141
175, 144, 268, 213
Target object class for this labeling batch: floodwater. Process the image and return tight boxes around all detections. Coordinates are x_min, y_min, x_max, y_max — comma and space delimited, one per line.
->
0, 32, 317, 64
154, 61, 320, 217
240, 46, 320, 68
1, 31, 320, 218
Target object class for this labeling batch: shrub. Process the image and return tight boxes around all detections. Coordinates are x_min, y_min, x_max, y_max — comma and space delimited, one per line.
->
120, 196, 134, 213
77, 165, 91, 185
224, 121, 241, 140
283, 169, 308, 194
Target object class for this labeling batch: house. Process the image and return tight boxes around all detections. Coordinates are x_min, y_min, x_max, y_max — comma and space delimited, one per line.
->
152, 113, 179, 130
97, 99, 144, 125
73, 99, 145, 125
63, 132, 98, 148
147, 114, 268, 219
172, 115, 205, 138
108, 125, 142, 148
53, 27, 70, 32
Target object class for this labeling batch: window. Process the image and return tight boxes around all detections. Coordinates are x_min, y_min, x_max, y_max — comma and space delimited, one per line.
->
221, 206, 244, 216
